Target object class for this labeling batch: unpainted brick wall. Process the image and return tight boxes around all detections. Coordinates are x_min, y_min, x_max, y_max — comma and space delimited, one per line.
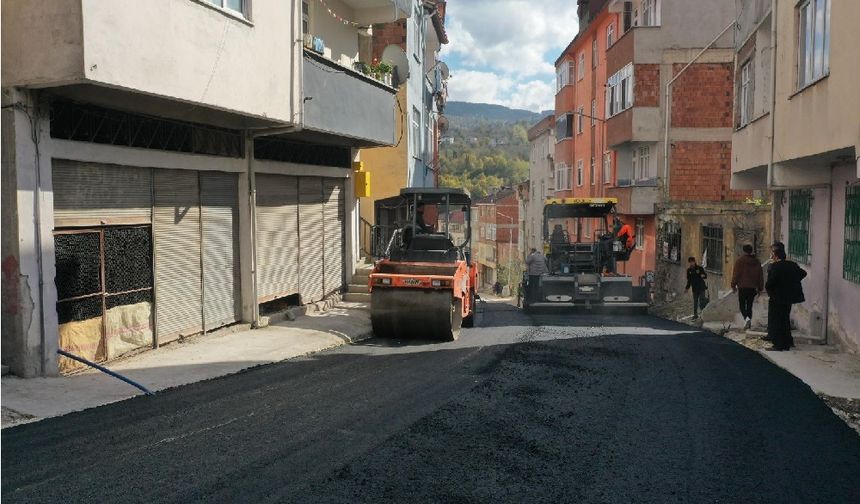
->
634, 64, 660, 107
670, 141, 752, 202
671, 63, 733, 128
372, 21, 407, 62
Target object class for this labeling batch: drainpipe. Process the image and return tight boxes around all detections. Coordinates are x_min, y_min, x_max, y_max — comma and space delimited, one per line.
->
662, 20, 736, 200
766, 0, 778, 192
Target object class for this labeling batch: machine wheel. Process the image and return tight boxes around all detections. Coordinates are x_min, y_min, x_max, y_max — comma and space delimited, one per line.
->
461, 290, 476, 328
371, 289, 462, 341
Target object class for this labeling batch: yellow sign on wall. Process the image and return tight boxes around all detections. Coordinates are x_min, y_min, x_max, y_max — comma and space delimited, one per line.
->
354, 170, 371, 198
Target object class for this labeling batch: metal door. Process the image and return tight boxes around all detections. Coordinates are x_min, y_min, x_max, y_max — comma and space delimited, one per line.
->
323, 179, 345, 296
201, 172, 240, 330
154, 169, 202, 342
299, 177, 324, 303
255, 174, 300, 302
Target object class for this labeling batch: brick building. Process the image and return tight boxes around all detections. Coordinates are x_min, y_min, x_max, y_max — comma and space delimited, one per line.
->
473, 189, 520, 292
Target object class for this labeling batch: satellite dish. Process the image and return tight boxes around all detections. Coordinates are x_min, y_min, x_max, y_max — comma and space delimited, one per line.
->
438, 115, 449, 133
438, 61, 450, 80
382, 45, 409, 85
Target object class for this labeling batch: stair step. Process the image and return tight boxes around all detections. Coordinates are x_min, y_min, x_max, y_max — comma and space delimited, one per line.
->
353, 273, 370, 283
343, 292, 371, 303
347, 283, 369, 294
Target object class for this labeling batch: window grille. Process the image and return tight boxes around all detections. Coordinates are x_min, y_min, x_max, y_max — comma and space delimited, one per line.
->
660, 221, 681, 263
788, 189, 812, 264
702, 225, 723, 273
844, 185, 860, 283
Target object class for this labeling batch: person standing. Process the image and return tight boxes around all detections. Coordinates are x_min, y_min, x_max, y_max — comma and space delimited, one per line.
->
765, 242, 807, 351
731, 244, 764, 329
525, 247, 548, 303
685, 256, 708, 319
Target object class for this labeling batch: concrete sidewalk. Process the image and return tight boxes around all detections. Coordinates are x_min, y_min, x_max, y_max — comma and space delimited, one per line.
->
1, 302, 372, 428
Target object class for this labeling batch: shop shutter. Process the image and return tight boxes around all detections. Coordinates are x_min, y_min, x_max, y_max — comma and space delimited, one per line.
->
52, 160, 152, 227
201, 172, 240, 330
323, 179, 345, 296
255, 174, 299, 301
153, 169, 202, 342
299, 177, 324, 303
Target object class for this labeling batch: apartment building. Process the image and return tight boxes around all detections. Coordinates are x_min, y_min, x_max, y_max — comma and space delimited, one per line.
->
1, 0, 409, 377
522, 115, 555, 253
473, 189, 520, 291
601, 0, 768, 293
358, 0, 449, 251
731, 0, 860, 351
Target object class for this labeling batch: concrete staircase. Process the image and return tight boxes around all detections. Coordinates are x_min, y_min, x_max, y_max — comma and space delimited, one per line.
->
343, 259, 373, 303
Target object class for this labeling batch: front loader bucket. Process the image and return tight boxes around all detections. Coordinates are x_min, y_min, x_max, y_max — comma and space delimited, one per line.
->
371, 289, 462, 341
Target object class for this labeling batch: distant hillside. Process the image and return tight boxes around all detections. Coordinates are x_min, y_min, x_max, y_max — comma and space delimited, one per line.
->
445, 101, 548, 123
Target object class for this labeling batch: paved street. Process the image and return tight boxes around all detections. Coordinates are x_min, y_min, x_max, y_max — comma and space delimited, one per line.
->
3, 301, 860, 503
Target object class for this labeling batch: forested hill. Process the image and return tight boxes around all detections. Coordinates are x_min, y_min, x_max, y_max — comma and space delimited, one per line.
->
440, 102, 552, 198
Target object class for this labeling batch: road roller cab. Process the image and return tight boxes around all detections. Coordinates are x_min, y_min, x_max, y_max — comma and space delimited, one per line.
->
523, 197, 650, 312
369, 188, 478, 341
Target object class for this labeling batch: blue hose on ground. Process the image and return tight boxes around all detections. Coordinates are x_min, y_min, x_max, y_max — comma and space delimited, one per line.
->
57, 349, 154, 396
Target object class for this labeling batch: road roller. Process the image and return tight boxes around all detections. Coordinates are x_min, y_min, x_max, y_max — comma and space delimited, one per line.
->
368, 188, 478, 341
522, 197, 651, 313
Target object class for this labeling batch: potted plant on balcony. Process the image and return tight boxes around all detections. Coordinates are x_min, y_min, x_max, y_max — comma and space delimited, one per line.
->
370, 60, 393, 86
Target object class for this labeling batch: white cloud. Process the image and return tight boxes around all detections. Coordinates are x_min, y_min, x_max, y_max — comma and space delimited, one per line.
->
447, 70, 554, 112
440, 0, 578, 112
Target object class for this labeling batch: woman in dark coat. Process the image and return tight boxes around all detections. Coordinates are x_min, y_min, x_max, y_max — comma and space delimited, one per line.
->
765, 243, 807, 351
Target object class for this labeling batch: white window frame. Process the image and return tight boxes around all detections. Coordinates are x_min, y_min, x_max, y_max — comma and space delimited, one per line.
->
576, 106, 585, 134
412, 5, 423, 62
636, 145, 652, 180
411, 106, 421, 159
590, 157, 596, 186
606, 63, 634, 118
207, 0, 247, 17
591, 99, 597, 127
603, 151, 612, 184
797, 0, 830, 89
635, 218, 645, 249
578, 53, 585, 80
607, 22, 615, 47
592, 39, 598, 69
576, 159, 584, 187
641, 0, 660, 27
556, 62, 570, 91
740, 59, 752, 127
301, 0, 310, 34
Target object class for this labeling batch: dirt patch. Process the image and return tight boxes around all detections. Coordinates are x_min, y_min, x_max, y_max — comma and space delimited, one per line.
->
820, 395, 860, 435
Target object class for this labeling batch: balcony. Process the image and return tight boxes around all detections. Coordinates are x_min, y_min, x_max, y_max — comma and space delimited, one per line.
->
606, 185, 659, 215
340, 0, 411, 25
302, 51, 397, 147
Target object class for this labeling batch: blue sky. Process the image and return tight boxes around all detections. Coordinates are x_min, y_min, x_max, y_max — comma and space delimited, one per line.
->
440, 0, 580, 112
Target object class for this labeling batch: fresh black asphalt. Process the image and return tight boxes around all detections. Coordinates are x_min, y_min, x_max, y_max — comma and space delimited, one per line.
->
3, 302, 860, 503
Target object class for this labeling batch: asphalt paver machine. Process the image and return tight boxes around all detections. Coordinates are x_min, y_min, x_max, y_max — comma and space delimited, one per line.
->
523, 197, 649, 312
369, 188, 478, 341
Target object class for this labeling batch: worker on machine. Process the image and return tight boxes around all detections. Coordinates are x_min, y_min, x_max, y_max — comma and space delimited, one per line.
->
415, 203, 433, 233
614, 217, 635, 254
550, 224, 567, 245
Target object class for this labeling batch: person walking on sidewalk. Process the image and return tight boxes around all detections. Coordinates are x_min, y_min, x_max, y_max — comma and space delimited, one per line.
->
685, 256, 708, 319
525, 247, 548, 303
765, 242, 807, 351
732, 244, 764, 329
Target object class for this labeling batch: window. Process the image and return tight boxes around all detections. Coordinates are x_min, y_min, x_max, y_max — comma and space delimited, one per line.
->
590, 157, 596, 185
606, 64, 634, 117
702, 225, 724, 273
566, 164, 573, 190
623, 1, 633, 32
844, 185, 860, 283
555, 163, 572, 191
576, 106, 585, 134
739, 59, 753, 127
556, 113, 574, 140
636, 145, 651, 180
591, 99, 597, 127
592, 39, 598, 69
797, 0, 830, 88
301, 0, 310, 33
576, 160, 584, 186
661, 221, 681, 263
635, 219, 645, 249
556, 61, 571, 91
411, 107, 421, 159
578, 53, 585, 80
641, 0, 659, 27
607, 22, 616, 47
412, 6, 423, 62
789, 189, 812, 264
603, 152, 612, 184
208, 0, 245, 15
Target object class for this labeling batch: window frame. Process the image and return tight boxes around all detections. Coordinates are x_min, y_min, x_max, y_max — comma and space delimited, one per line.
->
797, 0, 830, 89
636, 145, 651, 181
606, 63, 634, 118
591, 99, 597, 127
576, 159, 584, 187
844, 185, 860, 284
578, 53, 585, 80
739, 59, 753, 127
411, 106, 422, 160
576, 106, 585, 135
607, 22, 615, 48
635, 218, 645, 249
301, 0, 310, 34
590, 157, 596, 186
603, 151, 612, 184
661, 221, 682, 263
788, 189, 813, 264
701, 224, 724, 274
592, 39, 598, 69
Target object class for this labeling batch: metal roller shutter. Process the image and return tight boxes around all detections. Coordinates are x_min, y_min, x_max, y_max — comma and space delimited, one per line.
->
201, 172, 240, 330
299, 177, 324, 303
154, 169, 202, 342
52, 160, 152, 227
255, 174, 299, 302
323, 179, 344, 296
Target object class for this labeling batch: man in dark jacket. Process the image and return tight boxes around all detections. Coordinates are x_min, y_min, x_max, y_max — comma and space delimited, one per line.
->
731, 244, 764, 329
765, 242, 807, 351
685, 257, 708, 319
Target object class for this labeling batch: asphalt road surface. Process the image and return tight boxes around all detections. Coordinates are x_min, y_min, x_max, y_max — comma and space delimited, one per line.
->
4, 301, 860, 503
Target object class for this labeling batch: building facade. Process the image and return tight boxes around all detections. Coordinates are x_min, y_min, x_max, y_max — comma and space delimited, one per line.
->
1, 0, 409, 377
522, 116, 555, 254
473, 189, 520, 293
731, 0, 860, 351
